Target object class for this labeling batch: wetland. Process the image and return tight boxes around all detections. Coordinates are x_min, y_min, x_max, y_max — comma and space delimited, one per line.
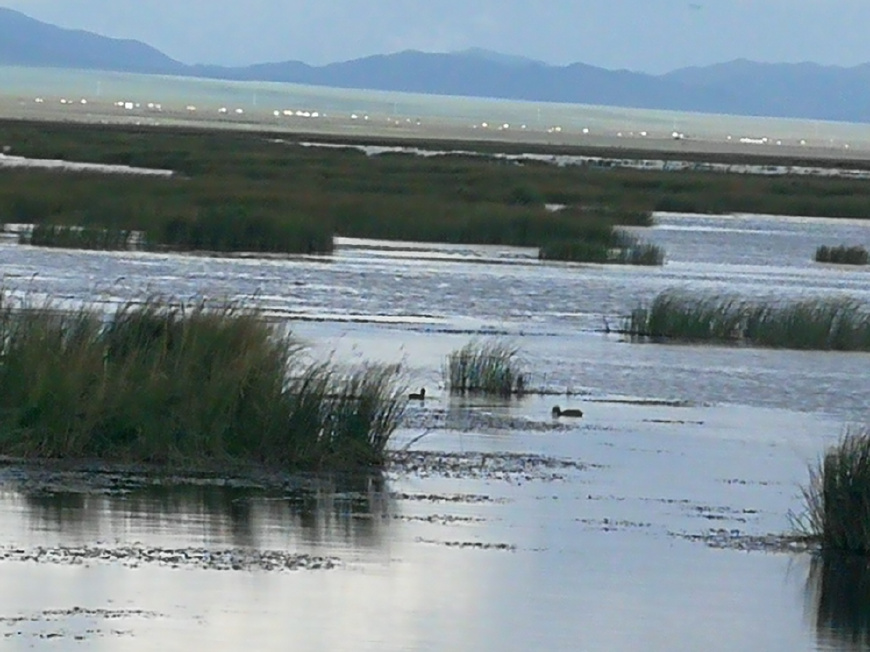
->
1, 120, 870, 650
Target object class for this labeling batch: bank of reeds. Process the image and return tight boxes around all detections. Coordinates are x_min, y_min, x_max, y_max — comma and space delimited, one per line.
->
0, 294, 406, 470
626, 291, 870, 350
21, 224, 133, 250
815, 245, 869, 266
152, 206, 334, 254
444, 339, 526, 396
796, 428, 870, 555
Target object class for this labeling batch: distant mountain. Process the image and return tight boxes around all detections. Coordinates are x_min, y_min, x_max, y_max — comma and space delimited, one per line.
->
2, 6, 870, 123
0, 7, 183, 74
663, 59, 870, 123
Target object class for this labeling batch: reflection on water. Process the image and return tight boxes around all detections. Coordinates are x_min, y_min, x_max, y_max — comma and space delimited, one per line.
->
2, 212, 870, 649
808, 554, 870, 651
2, 468, 391, 551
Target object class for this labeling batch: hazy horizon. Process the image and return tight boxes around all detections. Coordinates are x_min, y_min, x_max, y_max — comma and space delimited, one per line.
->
4, 1, 870, 73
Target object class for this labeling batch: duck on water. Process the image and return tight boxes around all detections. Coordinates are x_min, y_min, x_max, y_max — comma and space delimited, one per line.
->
409, 388, 426, 401
552, 406, 583, 418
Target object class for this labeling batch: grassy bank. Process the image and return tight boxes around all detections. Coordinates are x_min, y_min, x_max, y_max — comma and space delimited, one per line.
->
2, 120, 870, 257
0, 294, 406, 470
444, 339, 526, 396
797, 428, 870, 555
626, 291, 870, 350
816, 244, 869, 266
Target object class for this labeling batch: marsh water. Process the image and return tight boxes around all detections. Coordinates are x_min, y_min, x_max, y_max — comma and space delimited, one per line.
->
1, 211, 870, 650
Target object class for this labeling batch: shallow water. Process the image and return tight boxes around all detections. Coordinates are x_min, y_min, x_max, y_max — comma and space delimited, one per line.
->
1, 212, 870, 650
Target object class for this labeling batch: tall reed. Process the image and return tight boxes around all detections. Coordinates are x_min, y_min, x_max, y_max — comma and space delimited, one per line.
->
627, 291, 870, 351
796, 428, 870, 554
0, 294, 406, 470
444, 339, 526, 396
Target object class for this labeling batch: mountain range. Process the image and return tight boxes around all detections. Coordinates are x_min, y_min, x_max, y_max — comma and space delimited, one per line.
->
2, 6, 869, 123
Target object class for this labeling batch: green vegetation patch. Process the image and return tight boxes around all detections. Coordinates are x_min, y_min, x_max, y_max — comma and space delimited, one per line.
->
626, 291, 870, 350
21, 224, 133, 250
538, 207, 663, 265
444, 339, 526, 397
0, 293, 406, 470
815, 244, 869, 266
796, 428, 870, 555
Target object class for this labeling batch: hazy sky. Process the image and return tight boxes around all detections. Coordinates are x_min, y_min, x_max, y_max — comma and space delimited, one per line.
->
5, 0, 870, 72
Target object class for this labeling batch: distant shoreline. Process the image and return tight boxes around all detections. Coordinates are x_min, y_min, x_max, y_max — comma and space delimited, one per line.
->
1, 108, 868, 170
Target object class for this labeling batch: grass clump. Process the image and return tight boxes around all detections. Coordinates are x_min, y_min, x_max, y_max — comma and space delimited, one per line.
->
540, 234, 664, 265
816, 245, 869, 266
22, 224, 133, 250
444, 339, 526, 397
796, 428, 870, 555
626, 291, 870, 350
0, 294, 406, 470
538, 209, 664, 265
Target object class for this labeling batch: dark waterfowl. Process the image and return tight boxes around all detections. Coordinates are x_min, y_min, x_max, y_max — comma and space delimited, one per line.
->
552, 405, 583, 418
409, 388, 426, 401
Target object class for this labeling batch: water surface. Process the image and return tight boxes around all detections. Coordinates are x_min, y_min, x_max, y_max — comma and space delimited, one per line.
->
1, 212, 869, 650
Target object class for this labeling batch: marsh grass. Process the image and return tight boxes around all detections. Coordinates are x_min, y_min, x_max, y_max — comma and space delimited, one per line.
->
627, 291, 870, 350
444, 339, 526, 396
796, 428, 870, 555
540, 232, 665, 265
611, 242, 666, 266
5, 121, 870, 259
22, 224, 133, 250
152, 205, 334, 254
816, 245, 869, 266
537, 211, 664, 265
0, 294, 406, 470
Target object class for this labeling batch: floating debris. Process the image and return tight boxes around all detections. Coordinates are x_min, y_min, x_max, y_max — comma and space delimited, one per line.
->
394, 514, 487, 525
0, 544, 340, 572
389, 450, 598, 482
390, 492, 511, 504
415, 538, 516, 551
673, 529, 816, 554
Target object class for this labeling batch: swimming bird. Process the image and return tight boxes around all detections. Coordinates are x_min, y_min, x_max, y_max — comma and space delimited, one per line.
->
552, 405, 583, 418
409, 388, 426, 401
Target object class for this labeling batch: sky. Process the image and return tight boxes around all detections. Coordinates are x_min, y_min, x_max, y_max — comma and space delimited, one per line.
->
5, 0, 870, 73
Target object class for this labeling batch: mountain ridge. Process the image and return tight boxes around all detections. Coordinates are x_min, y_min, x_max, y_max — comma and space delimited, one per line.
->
1, 6, 869, 122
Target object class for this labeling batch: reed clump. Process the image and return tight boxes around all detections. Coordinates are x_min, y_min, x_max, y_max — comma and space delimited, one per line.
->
796, 428, 870, 555
626, 291, 870, 350
538, 209, 664, 265
815, 245, 869, 266
21, 224, 133, 250
539, 233, 664, 266
0, 294, 406, 470
444, 339, 526, 396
